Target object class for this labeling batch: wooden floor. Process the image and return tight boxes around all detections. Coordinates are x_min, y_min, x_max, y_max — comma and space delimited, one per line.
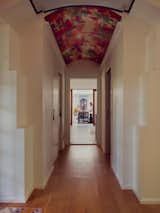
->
70, 124, 96, 144
1, 145, 160, 212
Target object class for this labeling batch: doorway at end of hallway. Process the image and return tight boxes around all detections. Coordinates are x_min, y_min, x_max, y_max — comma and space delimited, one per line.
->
70, 79, 97, 145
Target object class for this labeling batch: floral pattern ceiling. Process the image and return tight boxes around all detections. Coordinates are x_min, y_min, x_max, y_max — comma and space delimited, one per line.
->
45, 6, 121, 64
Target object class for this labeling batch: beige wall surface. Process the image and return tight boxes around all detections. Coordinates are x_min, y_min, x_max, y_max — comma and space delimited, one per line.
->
0, 23, 26, 202
100, 29, 124, 186
42, 23, 65, 188
100, 0, 160, 203
18, 20, 65, 193
0, 0, 66, 202
66, 60, 100, 78
122, 16, 151, 193
70, 79, 97, 90
17, 20, 44, 193
123, 3, 160, 203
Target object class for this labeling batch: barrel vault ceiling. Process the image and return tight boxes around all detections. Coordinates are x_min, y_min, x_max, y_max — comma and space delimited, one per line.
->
45, 7, 121, 64
30, 1, 135, 64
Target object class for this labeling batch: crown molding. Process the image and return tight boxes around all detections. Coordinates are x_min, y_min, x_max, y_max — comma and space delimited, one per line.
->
29, 0, 135, 14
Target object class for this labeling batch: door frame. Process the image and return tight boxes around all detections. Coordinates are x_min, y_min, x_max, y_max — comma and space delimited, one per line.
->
93, 89, 96, 125
70, 89, 73, 126
105, 68, 111, 161
58, 72, 63, 151
65, 77, 100, 146
69, 88, 97, 145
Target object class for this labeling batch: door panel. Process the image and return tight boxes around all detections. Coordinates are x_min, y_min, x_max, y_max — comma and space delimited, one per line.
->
93, 89, 96, 125
105, 69, 111, 158
53, 76, 60, 157
58, 73, 63, 150
70, 89, 73, 126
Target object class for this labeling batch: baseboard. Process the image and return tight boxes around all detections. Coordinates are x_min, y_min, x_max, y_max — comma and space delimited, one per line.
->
0, 167, 54, 203
111, 166, 160, 204
139, 198, 160, 204
132, 189, 160, 204
111, 164, 133, 190
121, 185, 132, 190
25, 187, 34, 202
111, 165, 124, 189
0, 187, 34, 203
0, 195, 26, 203
41, 165, 54, 189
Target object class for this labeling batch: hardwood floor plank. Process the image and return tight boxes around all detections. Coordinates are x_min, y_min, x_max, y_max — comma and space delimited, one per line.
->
1, 145, 160, 212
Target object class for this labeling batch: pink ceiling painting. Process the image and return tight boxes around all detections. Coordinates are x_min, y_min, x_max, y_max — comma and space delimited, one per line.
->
45, 6, 121, 64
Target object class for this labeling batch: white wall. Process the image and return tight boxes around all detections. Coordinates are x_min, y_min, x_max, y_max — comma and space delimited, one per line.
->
100, 0, 160, 203
0, 0, 65, 202
0, 23, 26, 202
42, 23, 65, 188
17, 20, 65, 191
100, 28, 124, 184
66, 60, 100, 78
122, 4, 160, 203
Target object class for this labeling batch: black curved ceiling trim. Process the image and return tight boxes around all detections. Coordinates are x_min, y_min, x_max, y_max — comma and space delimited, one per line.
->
29, 0, 42, 14
29, 0, 135, 14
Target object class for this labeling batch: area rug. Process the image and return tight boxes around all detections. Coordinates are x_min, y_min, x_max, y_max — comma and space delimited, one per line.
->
0, 207, 42, 213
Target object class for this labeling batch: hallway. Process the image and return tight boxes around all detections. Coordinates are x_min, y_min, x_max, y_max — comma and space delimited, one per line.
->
6, 146, 159, 213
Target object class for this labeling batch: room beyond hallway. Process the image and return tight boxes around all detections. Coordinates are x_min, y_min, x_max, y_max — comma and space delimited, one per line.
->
2, 146, 160, 213
70, 80, 97, 145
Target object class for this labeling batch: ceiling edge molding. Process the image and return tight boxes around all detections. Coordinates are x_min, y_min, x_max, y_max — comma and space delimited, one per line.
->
29, 0, 42, 14
29, 0, 136, 14
126, 0, 136, 13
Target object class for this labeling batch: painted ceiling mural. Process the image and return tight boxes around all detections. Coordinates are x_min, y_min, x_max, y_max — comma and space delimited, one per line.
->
45, 6, 121, 64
